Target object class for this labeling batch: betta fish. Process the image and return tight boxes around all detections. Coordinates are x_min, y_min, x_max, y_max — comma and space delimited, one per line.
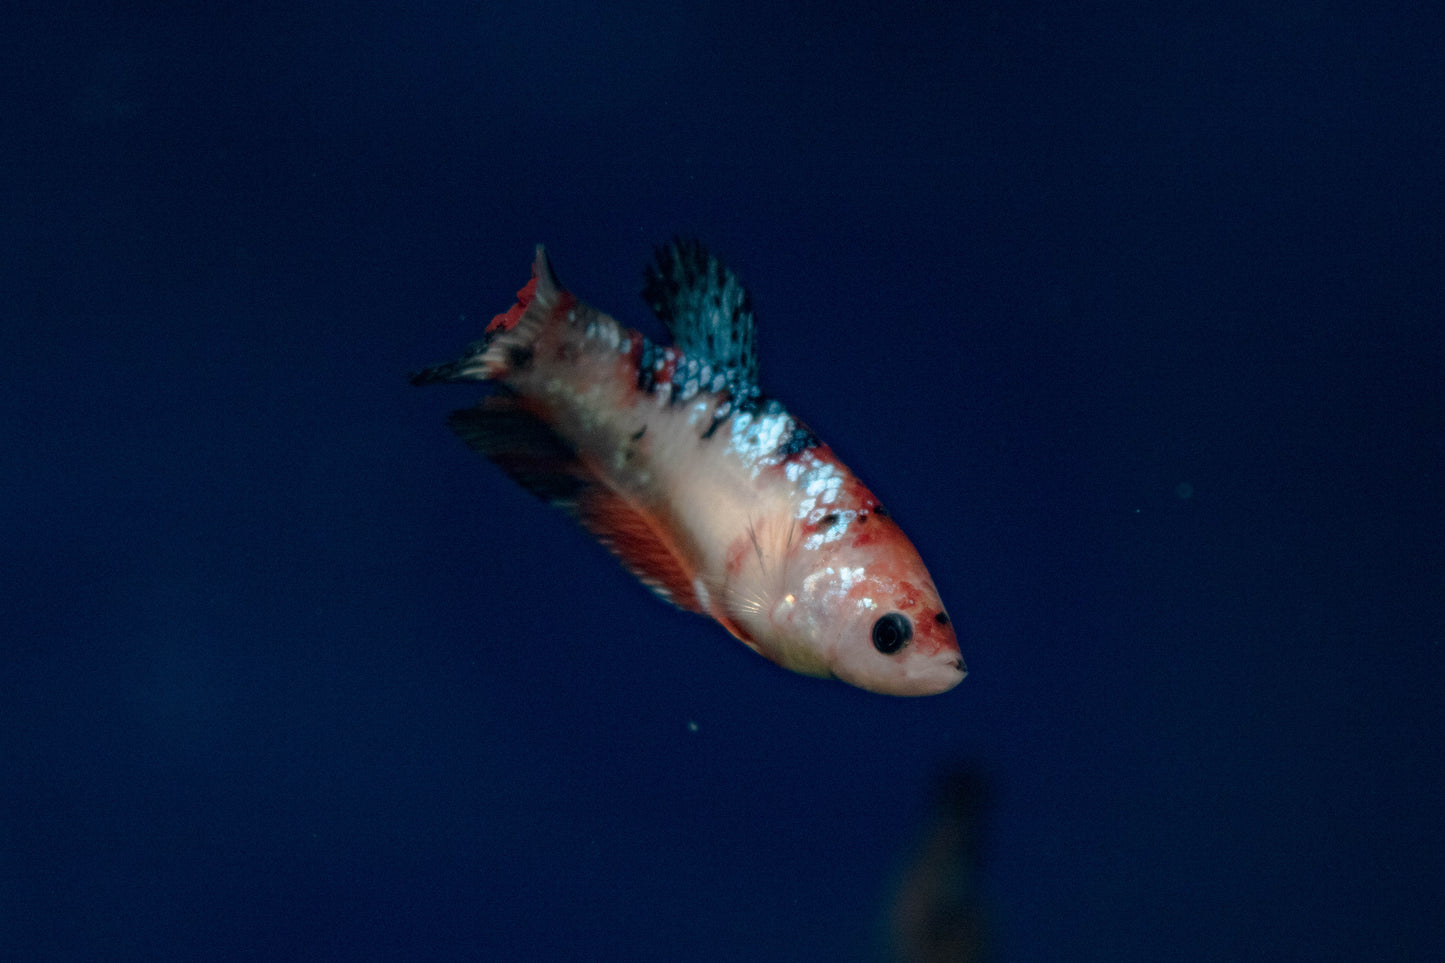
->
411, 241, 964, 696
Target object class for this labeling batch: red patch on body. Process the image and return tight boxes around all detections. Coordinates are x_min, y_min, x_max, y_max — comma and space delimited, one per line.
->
657, 347, 679, 385
910, 608, 954, 656
723, 533, 751, 578
850, 526, 882, 548
625, 338, 646, 384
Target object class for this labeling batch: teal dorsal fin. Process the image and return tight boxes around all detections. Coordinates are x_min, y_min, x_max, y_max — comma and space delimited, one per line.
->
642, 239, 758, 385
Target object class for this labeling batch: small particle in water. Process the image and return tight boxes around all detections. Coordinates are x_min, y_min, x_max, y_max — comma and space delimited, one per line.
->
686, 719, 700, 733
1175, 482, 1194, 500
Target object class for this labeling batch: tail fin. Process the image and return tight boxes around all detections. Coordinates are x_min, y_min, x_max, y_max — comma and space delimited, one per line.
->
409, 245, 564, 386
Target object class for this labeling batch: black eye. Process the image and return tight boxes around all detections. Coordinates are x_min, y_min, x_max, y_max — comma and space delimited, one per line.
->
871, 612, 912, 654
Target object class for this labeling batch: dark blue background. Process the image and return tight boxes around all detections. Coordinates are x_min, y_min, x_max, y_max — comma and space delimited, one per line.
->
4, 2, 1442, 959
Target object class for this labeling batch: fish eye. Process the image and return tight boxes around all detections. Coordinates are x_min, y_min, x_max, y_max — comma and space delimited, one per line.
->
871, 612, 912, 654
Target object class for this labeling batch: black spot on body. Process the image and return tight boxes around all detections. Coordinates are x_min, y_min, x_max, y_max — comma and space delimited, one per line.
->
702, 400, 731, 439
507, 345, 534, 371
776, 423, 819, 459
935, 612, 950, 626
698, 379, 762, 441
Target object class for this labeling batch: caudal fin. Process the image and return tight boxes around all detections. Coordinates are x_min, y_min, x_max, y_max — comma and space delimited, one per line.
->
409, 245, 563, 386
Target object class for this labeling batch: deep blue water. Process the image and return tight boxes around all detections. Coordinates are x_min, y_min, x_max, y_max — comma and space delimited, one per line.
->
4, 2, 1442, 960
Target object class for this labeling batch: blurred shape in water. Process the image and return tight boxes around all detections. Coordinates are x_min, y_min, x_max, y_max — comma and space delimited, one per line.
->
886, 765, 993, 963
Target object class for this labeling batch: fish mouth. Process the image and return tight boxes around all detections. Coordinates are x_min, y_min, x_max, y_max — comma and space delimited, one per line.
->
836, 652, 967, 696
910, 653, 967, 696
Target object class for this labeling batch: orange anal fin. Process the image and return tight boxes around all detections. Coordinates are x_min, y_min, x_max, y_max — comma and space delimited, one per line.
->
448, 396, 702, 613
573, 487, 702, 613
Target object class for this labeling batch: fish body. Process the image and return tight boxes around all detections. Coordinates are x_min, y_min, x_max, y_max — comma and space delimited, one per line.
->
412, 241, 964, 696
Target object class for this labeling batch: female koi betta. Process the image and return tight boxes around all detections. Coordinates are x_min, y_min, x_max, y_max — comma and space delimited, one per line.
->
411, 241, 965, 696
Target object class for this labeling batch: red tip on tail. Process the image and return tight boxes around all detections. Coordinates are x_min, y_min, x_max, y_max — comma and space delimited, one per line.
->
486, 246, 564, 334
486, 275, 540, 334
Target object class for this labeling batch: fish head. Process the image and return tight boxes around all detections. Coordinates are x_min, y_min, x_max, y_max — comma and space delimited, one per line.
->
774, 512, 966, 697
